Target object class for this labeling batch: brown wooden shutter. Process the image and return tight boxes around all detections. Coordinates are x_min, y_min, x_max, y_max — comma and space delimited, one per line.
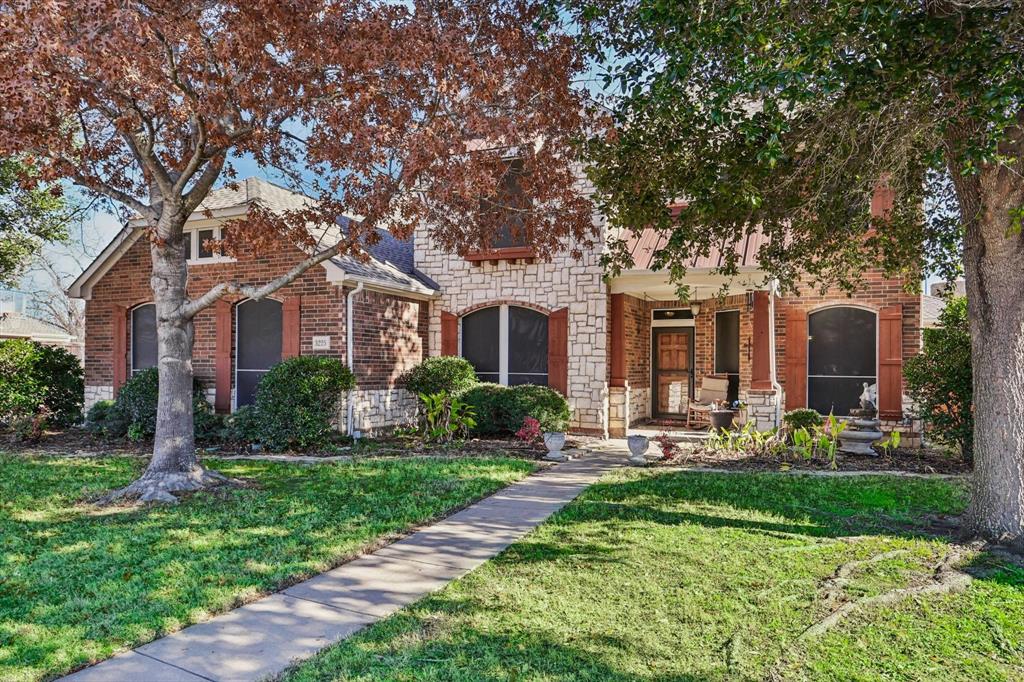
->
878, 304, 903, 420
440, 311, 458, 356
784, 308, 807, 410
112, 304, 127, 395
214, 299, 232, 413
548, 307, 569, 396
281, 296, 301, 359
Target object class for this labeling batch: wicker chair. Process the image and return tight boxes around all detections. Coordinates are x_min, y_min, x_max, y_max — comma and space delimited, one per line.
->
686, 377, 730, 428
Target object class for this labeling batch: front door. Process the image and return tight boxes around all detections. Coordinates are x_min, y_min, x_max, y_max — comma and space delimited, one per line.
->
653, 328, 693, 417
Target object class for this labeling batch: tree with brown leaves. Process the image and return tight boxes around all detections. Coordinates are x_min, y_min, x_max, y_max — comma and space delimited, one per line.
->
0, 0, 595, 502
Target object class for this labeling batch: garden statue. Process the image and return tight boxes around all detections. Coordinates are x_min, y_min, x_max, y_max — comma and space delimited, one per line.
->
840, 382, 883, 456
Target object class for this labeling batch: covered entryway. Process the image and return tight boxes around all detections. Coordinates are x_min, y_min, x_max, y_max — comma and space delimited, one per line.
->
807, 306, 877, 416
652, 328, 693, 417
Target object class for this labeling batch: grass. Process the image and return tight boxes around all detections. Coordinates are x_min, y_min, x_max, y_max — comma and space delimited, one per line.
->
282, 470, 1024, 682
0, 453, 535, 682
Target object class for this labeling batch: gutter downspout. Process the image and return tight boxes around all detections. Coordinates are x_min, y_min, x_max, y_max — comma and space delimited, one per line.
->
346, 281, 365, 439
767, 279, 783, 428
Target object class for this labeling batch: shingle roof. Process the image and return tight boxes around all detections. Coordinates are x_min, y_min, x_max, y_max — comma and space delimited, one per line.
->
197, 177, 314, 213
0, 313, 75, 341
331, 219, 439, 291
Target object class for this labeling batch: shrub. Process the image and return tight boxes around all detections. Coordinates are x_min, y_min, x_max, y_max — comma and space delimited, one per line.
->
84, 399, 129, 437
904, 296, 972, 460
403, 357, 478, 397
220, 404, 259, 444
111, 367, 212, 440
460, 382, 571, 435
251, 356, 355, 450
459, 383, 509, 435
0, 339, 84, 434
782, 408, 823, 433
503, 384, 570, 433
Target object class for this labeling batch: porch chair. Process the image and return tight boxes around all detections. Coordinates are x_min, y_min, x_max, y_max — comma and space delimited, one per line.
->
686, 377, 730, 428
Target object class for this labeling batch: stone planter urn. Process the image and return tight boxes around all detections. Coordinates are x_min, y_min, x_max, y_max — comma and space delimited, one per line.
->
709, 409, 735, 431
627, 434, 650, 466
543, 432, 568, 462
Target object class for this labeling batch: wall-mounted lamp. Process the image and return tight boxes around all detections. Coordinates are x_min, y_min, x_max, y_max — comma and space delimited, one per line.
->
690, 301, 702, 316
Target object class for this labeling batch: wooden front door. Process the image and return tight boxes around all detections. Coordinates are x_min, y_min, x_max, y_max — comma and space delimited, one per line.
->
653, 329, 693, 416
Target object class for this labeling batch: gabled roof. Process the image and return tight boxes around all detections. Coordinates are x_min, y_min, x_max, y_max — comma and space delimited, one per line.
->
68, 178, 438, 300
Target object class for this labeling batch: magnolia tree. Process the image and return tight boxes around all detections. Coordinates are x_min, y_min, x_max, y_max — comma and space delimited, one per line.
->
570, 0, 1024, 547
0, 0, 595, 502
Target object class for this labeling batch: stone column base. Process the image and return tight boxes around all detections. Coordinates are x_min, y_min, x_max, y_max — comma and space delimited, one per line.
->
608, 384, 630, 438
742, 389, 779, 431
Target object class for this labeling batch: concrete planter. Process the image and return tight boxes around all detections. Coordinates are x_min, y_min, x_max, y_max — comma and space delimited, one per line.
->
543, 431, 568, 462
627, 434, 650, 466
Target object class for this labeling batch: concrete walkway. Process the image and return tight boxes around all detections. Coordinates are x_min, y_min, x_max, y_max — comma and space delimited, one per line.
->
62, 451, 622, 682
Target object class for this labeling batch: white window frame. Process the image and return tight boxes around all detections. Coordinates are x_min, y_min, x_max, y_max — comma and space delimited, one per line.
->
129, 302, 157, 375
459, 304, 547, 386
184, 225, 233, 265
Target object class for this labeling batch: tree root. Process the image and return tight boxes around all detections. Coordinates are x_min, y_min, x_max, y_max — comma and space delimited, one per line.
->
820, 549, 909, 607
99, 466, 232, 504
800, 546, 972, 642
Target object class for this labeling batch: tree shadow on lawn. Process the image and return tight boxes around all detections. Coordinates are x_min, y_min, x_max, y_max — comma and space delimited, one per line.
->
0, 455, 529, 680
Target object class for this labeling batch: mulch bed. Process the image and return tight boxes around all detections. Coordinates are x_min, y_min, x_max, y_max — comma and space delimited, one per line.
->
654, 444, 970, 475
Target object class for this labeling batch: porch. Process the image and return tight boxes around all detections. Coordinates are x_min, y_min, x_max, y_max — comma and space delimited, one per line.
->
606, 268, 781, 438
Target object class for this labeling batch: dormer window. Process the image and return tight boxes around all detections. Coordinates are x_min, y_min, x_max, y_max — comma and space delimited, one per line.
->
183, 226, 227, 263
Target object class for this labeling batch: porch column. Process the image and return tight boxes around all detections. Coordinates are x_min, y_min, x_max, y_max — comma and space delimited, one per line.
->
751, 290, 772, 391
608, 293, 630, 438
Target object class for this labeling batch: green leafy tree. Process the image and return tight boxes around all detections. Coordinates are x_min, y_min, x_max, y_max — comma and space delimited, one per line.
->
570, 0, 1024, 548
904, 297, 972, 460
0, 159, 68, 286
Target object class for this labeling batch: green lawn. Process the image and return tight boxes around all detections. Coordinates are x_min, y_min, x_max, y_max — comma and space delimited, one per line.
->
283, 470, 1024, 682
0, 454, 535, 682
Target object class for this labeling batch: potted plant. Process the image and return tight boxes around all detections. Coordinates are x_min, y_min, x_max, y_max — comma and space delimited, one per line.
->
626, 434, 650, 466
709, 399, 735, 431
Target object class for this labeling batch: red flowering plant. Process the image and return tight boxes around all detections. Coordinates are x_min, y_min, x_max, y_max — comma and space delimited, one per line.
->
653, 432, 679, 461
515, 416, 543, 445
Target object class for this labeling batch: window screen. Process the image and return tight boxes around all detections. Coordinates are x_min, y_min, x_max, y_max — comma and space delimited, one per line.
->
715, 309, 740, 402
808, 306, 877, 416
236, 299, 282, 406
131, 304, 158, 373
508, 306, 548, 386
197, 229, 216, 259
489, 159, 529, 249
461, 307, 500, 383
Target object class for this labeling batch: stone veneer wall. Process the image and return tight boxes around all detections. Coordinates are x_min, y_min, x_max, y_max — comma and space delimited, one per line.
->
415, 228, 609, 436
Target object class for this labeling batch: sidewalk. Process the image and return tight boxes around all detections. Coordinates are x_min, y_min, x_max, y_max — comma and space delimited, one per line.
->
62, 451, 622, 682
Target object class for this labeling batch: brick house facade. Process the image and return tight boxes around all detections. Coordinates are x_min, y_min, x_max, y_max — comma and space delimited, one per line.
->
72, 177, 922, 441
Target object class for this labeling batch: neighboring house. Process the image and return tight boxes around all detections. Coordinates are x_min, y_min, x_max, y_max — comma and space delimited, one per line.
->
0, 310, 83, 359
70, 177, 921, 438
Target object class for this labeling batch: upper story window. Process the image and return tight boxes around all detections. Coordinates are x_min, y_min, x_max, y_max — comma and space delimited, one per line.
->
466, 159, 532, 263
183, 226, 227, 263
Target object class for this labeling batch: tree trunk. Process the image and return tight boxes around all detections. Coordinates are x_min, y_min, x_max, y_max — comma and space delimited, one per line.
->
962, 161, 1024, 550
103, 212, 225, 503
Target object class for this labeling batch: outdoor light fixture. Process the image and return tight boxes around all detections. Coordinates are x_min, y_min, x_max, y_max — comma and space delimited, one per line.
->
690, 301, 702, 316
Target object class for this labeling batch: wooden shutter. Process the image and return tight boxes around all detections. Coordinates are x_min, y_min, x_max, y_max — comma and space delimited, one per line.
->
784, 309, 807, 410
112, 304, 127, 395
878, 304, 903, 419
281, 296, 301, 359
548, 307, 569, 396
440, 311, 458, 356
214, 299, 232, 413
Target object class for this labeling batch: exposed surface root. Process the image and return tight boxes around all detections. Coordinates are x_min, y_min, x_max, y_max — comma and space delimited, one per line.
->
821, 549, 909, 607
800, 546, 973, 642
99, 466, 232, 504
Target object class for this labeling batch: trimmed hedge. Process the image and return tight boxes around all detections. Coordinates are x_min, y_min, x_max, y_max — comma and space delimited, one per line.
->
403, 357, 478, 397
250, 356, 356, 450
0, 339, 83, 433
459, 382, 570, 435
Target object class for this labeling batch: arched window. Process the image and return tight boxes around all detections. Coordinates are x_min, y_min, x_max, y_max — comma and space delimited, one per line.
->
130, 304, 157, 374
235, 298, 282, 407
461, 305, 548, 386
807, 306, 877, 416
